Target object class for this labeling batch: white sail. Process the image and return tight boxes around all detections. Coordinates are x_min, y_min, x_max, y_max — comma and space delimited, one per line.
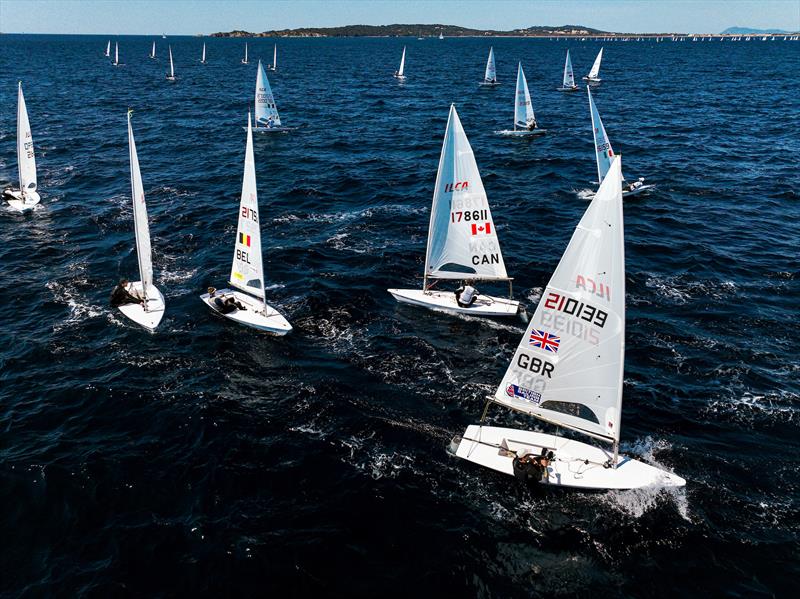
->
587, 47, 603, 79
398, 46, 406, 76
484, 47, 497, 82
424, 105, 508, 281
150, 41, 156, 58
168, 45, 175, 77
114, 42, 119, 65
272, 44, 277, 68
201, 43, 206, 63
16, 82, 37, 198
127, 111, 154, 300
513, 63, 535, 129
588, 87, 618, 184
105, 40, 110, 57
229, 114, 266, 300
563, 50, 576, 87
243, 42, 248, 63
254, 60, 282, 126
494, 156, 625, 443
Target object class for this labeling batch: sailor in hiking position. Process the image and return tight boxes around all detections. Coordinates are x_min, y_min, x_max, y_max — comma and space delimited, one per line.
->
110, 279, 143, 307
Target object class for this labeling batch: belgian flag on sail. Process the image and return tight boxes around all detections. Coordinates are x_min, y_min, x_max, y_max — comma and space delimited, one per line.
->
239, 232, 251, 247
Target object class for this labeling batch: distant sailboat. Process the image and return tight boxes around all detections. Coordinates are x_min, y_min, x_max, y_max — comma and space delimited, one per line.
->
449, 155, 686, 490
478, 47, 500, 86
394, 46, 406, 80
251, 60, 292, 132
583, 47, 603, 82
496, 63, 546, 136
116, 110, 166, 331
241, 42, 249, 64
200, 113, 293, 335
3, 82, 41, 211
105, 40, 111, 57
268, 44, 277, 71
439, 31, 444, 40
149, 40, 156, 59
588, 87, 653, 197
388, 105, 520, 317
112, 41, 122, 66
557, 49, 579, 91
200, 42, 206, 64
166, 45, 177, 81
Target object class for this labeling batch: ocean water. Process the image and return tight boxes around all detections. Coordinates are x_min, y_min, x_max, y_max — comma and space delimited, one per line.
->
0, 34, 798, 597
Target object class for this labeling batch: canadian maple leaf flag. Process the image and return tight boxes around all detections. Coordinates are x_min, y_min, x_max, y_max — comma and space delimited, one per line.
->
471, 222, 491, 235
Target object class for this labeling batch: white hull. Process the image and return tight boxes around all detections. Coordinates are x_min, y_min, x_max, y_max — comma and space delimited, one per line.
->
388, 288, 519, 317
200, 288, 292, 335
3, 188, 40, 211
496, 129, 547, 136
166, 76, 177, 82
478, 81, 501, 87
246, 126, 295, 133
453, 424, 686, 490
582, 76, 601, 83
622, 183, 655, 198
394, 74, 406, 80
117, 281, 165, 330
557, 86, 580, 92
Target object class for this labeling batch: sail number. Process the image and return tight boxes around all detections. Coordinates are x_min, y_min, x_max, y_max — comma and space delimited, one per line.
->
451, 209, 488, 222
241, 206, 258, 222
544, 292, 608, 328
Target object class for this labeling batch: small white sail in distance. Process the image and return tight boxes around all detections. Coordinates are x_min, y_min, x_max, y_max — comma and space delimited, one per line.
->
229, 112, 266, 303
395, 46, 406, 78
514, 63, 536, 129
105, 40, 111, 57
494, 155, 625, 443
424, 104, 508, 281
166, 45, 176, 80
150, 40, 156, 59
484, 47, 497, 82
270, 44, 277, 70
201, 42, 206, 63
242, 42, 248, 64
562, 50, 576, 88
254, 60, 282, 127
585, 47, 603, 80
16, 82, 39, 203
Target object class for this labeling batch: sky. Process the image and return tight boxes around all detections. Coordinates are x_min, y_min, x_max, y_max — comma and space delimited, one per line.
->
1, 0, 798, 35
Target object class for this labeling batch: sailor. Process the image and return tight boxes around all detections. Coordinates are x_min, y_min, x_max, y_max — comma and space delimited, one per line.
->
110, 279, 143, 307
455, 280, 478, 307
627, 179, 644, 192
527, 118, 537, 131
214, 295, 245, 314
512, 447, 553, 483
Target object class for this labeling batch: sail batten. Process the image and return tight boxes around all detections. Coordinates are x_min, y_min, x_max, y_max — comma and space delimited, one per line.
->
493, 156, 625, 442
254, 61, 282, 126
127, 112, 153, 301
229, 114, 266, 300
423, 105, 508, 281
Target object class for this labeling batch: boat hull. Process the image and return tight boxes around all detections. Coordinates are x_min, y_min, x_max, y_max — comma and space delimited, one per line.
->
200, 288, 292, 335
245, 126, 295, 133
495, 129, 547, 136
557, 86, 580, 92
478, 82, 501, 87
582, 76, 601, 83
3, 188, 41, 211
117, 282, 165, 331
452, 424, 686, 490
623, 183, 656, 198
388, 288, 519, 317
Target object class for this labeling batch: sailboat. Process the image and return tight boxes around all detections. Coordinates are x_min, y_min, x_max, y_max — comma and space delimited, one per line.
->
149, 40, 156, 59
582, 47, 603, 82
166, 45, 177, 81
200, 42, 207, 64
439, 31, 444, 40
241, 42, 249, 64
268, 44, 277, 71
394, 46, 407, 80
250, 60, 293, 132
496, 63, 546, 136
3, 82, 41, 211
588, 87, 653, 197
478, 47, 499, 86
388, 105, 520, 317
557, 49, 579, 91
200, 113, 293, 335
116, 110, 166, 331
105, 40, 111, 57
112, 42, 121, 66
450, 156, 685, 490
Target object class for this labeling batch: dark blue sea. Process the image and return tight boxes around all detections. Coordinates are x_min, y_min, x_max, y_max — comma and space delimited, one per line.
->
1, 34, 798, 597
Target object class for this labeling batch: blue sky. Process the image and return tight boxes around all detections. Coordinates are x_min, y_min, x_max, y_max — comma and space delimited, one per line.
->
1, 0, 798, 34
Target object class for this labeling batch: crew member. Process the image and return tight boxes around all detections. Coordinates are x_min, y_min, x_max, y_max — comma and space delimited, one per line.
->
110, 279, 143, 307
455, 280, 478, 307
512, 447, 554, 483
215, 295, 245, 314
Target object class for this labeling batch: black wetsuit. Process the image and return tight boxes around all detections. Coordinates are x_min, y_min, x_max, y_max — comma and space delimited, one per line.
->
513, 457, 546, 483
215, 298, 244, 314
110, 285, 142, 307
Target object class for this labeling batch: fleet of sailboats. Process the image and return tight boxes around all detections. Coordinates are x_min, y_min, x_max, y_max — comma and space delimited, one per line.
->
478, 47, 499, 86
3, 82, 41, 211
394, 46, 406, 80
388, 105, 520, 317
496, 63, 546, 136
116, 110, 166, 331
199, 113, 293, 335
